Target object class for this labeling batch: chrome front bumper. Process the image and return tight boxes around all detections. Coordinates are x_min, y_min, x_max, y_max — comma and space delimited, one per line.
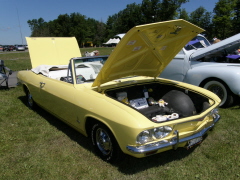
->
126, 114, 220, 154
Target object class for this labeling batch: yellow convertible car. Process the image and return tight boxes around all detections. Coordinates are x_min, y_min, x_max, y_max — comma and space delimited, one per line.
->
18, 19, 221, 162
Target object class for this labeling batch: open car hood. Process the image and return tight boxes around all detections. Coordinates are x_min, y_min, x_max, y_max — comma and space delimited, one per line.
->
26, 37, 81, 68
191, 33, 240, 61
93, 19, 204, 87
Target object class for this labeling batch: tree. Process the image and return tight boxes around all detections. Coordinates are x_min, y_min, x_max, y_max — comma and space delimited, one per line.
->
140, 0, 189, 22
105, 3, 144, 39
69, 13, 88, 46
141, 0, 160, 23
178, 8, 189, 21
232, 0, 240, 35
158, 0, 189, 21
105, 14, 119, 40
212, 0, 237, 39
94, 21, 106, 46
105, 0, 189, 38
188, 7, 213, 38
27, 18, 50, 37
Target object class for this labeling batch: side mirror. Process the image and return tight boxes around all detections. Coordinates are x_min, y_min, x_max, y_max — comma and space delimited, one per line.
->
9, 70, 12, 75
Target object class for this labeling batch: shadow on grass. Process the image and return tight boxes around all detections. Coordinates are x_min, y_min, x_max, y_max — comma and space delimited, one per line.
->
0, 86, 9, 90
18, 95, 198, 174
17, 96, 93, 150
116, 147, 197, 174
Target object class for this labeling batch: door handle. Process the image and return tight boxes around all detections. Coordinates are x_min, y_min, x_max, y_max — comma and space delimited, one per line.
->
40, 82, 45, 88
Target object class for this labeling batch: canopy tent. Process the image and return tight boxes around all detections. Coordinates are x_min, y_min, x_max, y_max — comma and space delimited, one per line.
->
103, 33, 125, 46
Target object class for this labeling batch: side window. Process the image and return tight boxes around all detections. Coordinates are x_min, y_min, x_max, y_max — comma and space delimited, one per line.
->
196, 36, 211, 47
184, 35, 210, 50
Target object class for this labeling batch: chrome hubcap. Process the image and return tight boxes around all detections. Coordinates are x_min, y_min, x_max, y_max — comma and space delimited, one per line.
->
28, 93, 33, 107
96, 128, 112, 155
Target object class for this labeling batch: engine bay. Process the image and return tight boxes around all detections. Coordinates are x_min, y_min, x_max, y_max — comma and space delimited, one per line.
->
105, 82, 210, 123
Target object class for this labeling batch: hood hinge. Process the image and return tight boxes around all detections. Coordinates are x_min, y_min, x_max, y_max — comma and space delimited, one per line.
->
98, 86, 102, 92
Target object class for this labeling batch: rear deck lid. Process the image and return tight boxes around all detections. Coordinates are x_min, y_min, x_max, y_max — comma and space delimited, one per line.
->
93, 19, 204, 87
191, 33, 240, 61
26, 37, 81, 68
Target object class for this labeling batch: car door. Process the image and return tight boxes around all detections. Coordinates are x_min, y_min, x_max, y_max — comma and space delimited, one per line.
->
38, 76, 80, 127
160, 49, 187, 82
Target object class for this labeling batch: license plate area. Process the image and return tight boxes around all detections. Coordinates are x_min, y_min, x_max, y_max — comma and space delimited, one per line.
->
187, 137, 202, 149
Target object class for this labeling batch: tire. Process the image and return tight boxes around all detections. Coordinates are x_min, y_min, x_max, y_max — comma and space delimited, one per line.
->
91, 122, 121, 162
26, 90, 36, 109
203, 80, 234, 107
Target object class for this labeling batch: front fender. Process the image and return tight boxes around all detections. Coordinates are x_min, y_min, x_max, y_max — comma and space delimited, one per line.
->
184, 64, 240, 95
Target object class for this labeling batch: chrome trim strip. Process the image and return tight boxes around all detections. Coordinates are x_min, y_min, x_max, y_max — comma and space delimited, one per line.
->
126, 114, 220, 154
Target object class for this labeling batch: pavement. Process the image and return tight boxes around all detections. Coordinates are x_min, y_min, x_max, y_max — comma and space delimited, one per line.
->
0, 71, 18, 88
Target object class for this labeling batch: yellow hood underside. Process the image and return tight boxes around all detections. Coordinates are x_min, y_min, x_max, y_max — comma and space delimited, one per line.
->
93, 19, 204, 87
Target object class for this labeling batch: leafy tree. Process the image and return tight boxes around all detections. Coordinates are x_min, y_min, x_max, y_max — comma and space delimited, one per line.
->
105, 0, 189, 39
105, 3, 144, 40
141, 0, 160, 23
232, 0, 240, 35
119, 3, 144, 31
178, 8, 189, 21
105, 14, 119, 40
141, 0, 189, 22
158, 0, 189, 20
212, 0, 236, 39
28, 13, 107, 47
68, 13, 88, 47
94, 21, 106, 46
27, 18, 50, 36
55, 14, 71, 37
188, 7, 213, 38
28, 0, 240, 46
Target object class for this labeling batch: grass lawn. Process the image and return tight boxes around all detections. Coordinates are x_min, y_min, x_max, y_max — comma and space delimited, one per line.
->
0, 50, 240, 179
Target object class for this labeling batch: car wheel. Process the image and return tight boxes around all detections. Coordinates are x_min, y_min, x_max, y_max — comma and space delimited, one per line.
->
203, 80, 234, 107
26, 90, 36, 109
91, 123, 121, 162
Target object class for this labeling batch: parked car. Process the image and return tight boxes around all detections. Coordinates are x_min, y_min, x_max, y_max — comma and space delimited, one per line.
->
2, 45, 15, 51
0, 45, 3, 51
3, 45, 9, 51
24, 45, 28, 50
160, 33, 240, 107
17, 20, 221, 162
15, 45, 25, 51
8, 45, 15, 51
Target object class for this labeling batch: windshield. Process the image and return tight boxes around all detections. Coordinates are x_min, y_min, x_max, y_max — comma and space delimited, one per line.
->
73, 59, 103, 84
76, 56, 108, 64
184, 36, 211, 51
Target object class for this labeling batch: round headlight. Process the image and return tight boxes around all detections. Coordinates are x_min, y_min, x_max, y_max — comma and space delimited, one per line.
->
137, 130, 152, 144
153, 126, 172, 139
153, 127, 165, 139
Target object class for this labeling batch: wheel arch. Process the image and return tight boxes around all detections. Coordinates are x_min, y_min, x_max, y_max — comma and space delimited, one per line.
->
84, 116, 124, 147
85, 116, 98, 137
22, 84, 29, 95
199, 77, 232, 93
85, 117, 116, 140
199, 77, 236, 107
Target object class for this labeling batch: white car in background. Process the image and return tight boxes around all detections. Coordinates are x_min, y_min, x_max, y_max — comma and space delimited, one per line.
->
160, 33, 240, 107
15, 45, 25, 51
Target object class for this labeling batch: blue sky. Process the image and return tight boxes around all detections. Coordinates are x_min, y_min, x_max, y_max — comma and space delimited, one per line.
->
0, 0, 218, 45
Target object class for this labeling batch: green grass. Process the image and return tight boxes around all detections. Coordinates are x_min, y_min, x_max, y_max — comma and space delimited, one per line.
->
0, 51, 240, 179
